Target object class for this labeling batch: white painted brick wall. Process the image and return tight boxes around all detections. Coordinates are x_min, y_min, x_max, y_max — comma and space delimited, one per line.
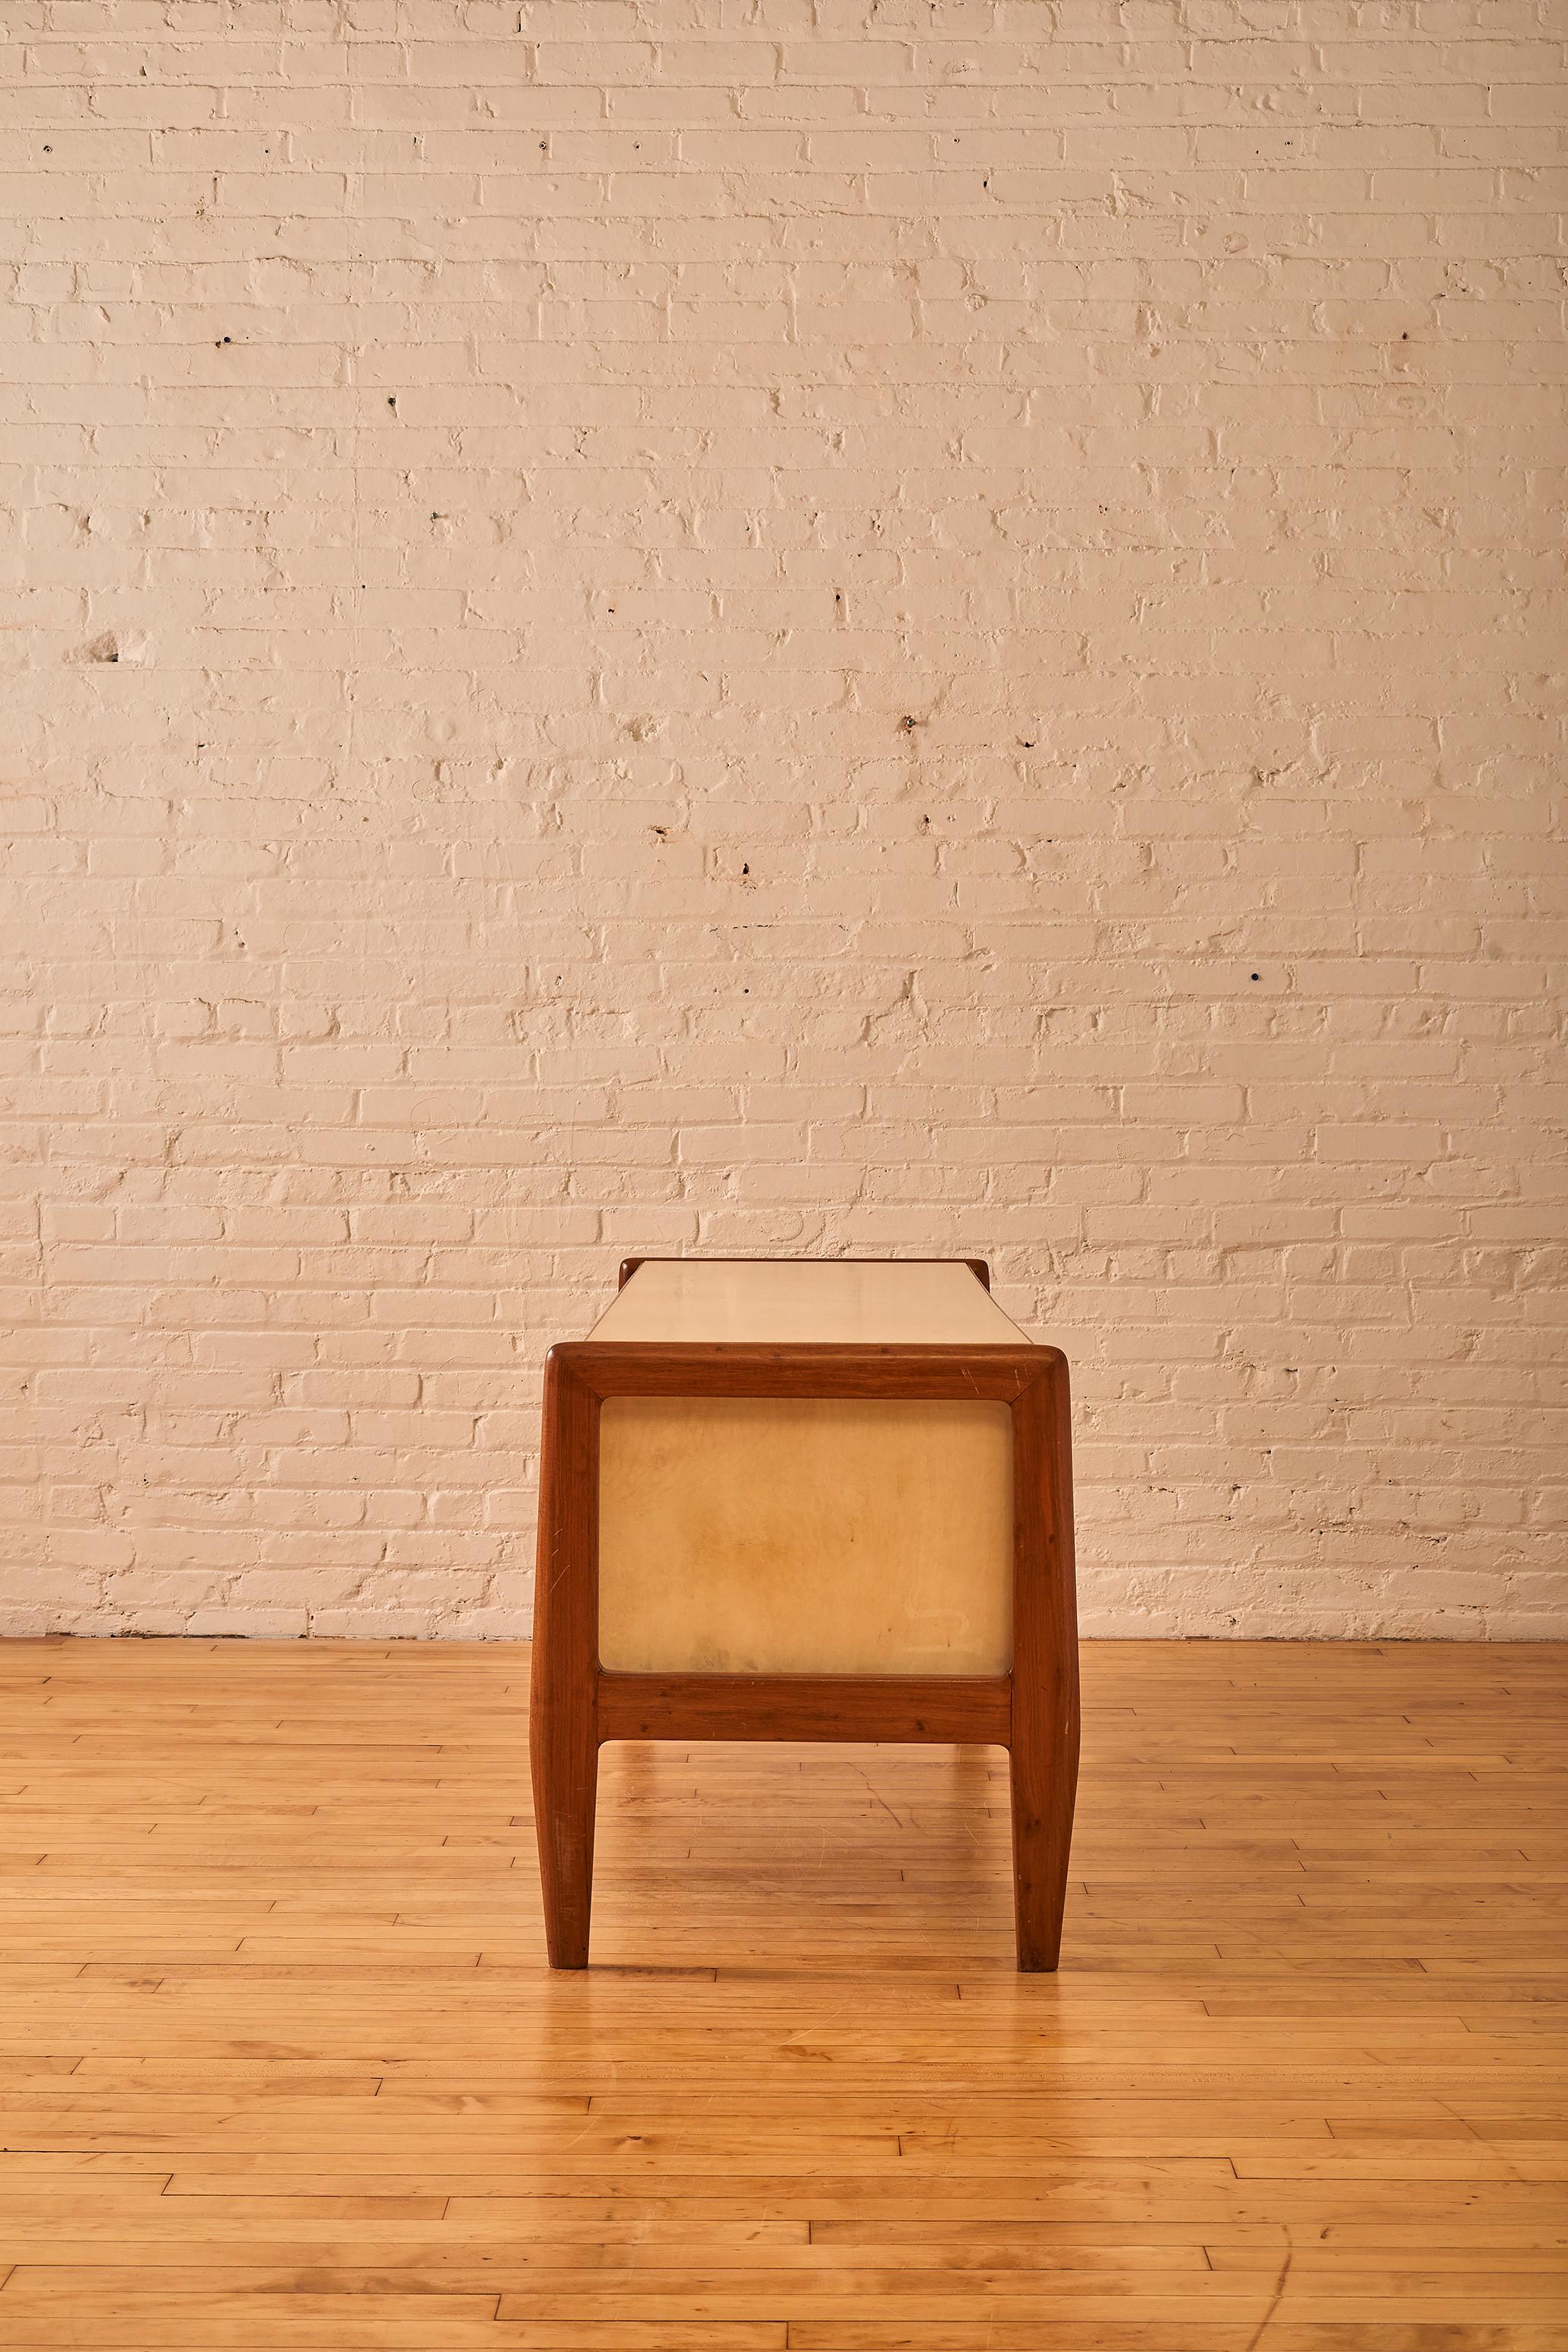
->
2, 0, 1564, 1640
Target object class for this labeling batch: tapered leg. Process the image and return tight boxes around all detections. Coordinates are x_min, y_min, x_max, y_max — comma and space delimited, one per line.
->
530, 1350, 601, 1968
1009, 1354, 1081, 1971
531, 1688, 598, 1968
1009, 1715, 1078, 1970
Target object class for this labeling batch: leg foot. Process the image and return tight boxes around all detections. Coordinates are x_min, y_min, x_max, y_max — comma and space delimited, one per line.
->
531, 1709, 597, 1968
1009, 1734, 1076, 1971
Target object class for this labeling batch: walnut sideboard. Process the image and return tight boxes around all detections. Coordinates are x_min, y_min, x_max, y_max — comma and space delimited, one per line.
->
528, 1257, 1080, 1971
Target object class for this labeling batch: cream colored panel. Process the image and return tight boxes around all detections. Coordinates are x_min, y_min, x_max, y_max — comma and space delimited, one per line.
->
590, 1260, 1028, 1346
598, 1395, 1012, 1675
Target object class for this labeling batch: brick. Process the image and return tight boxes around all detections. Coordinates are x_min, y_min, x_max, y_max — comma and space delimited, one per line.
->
0, 0, 1562, 1640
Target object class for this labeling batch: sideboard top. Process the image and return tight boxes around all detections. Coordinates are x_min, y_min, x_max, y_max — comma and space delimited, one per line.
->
588, 1259, 1030, 1347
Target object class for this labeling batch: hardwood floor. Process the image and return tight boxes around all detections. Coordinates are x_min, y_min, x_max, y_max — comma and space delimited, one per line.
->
1, 1636, 1565, 2347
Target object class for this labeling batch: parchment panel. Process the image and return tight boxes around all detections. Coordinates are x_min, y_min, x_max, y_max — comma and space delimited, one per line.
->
598, 1395, 1012, 1675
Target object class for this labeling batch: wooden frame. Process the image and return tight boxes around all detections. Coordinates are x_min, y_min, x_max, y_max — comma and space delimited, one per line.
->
530, 1261, 1079, 1973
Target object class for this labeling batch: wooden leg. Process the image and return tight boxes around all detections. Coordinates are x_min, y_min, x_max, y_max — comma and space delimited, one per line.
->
1009, 1718, 1078, 1970
531, 1694, 598, 1969
1009, 1354, 1081, 1971
530, 1350, 601, 1969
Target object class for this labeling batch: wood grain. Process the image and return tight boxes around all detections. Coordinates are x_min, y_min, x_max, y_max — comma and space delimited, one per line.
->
528, 1349, 599, 1970
597, 1671, 1013, 1744
1008, 1349, 1079, 1971
2, 1636, 1565, 2349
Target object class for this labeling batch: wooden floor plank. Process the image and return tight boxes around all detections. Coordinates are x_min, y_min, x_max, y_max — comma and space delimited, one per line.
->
0, 1635, 1564, 2345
